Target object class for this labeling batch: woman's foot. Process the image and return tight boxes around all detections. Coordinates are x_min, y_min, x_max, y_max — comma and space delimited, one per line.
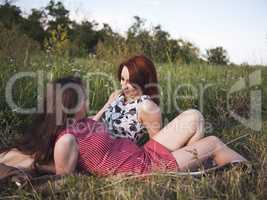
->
214, 160, 252, 174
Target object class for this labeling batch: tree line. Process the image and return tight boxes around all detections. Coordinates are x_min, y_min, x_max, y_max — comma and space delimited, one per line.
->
0, 0, 230, 65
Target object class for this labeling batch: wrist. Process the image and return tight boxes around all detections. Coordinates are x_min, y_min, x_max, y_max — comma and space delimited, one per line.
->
104, 102, 111, 109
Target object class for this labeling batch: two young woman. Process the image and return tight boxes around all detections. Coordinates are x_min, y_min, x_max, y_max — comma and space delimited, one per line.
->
0, 55, 247, 176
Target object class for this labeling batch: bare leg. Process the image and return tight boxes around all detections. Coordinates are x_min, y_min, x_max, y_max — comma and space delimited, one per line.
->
153, 109, 205, 151
171, 136, 247, 171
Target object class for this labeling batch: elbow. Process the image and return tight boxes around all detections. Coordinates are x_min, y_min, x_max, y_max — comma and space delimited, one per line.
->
56, 168, 73, 175
55, 164, 76, 175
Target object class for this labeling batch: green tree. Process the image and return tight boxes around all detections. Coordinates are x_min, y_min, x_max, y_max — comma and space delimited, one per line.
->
22, 8, 46, 45
166, 39, 181, 63
0, 1, 46, 46
45, 0, 71, 32
206, 46, 229, 65
97, 23, 118, 41
125, 16, 200, 64
177, 40, 200, 64
96, 23, 130, 63
70, 20, 98, 55
44, 25, 70, 57
0, 23, 39, 66
152, 25, 170, 62
126, 16, 155, 59
0, 0, 24, 29
127, 16, 145, 39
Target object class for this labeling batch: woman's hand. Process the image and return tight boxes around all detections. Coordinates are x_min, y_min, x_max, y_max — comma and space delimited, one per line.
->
106, 90, 122, 107
92, 90, 122, 121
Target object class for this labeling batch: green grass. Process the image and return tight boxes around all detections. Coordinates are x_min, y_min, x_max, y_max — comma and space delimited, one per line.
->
0, 55, 266, 199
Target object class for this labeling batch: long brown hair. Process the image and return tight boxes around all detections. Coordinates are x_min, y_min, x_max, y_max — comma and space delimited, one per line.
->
1, 76, 84, 164
118, 55, 160, 105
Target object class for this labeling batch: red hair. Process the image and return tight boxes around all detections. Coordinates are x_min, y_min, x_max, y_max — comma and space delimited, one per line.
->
118, 55, 160, 105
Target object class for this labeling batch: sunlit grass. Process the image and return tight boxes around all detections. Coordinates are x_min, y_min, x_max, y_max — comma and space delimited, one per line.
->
0, 55, 266, 199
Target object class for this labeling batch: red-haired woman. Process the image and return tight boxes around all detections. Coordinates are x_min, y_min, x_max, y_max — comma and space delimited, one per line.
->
93, 55, 205, 148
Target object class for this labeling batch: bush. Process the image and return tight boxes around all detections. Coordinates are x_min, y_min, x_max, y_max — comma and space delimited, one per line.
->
0, 23, 40, 67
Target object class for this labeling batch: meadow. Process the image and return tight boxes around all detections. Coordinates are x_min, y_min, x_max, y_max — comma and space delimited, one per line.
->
0, 55, 266, 199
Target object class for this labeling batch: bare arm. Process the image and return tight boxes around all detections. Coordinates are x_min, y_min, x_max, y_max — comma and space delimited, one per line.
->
138, 100, 162, 138
92, 102, 110, 121
93, 90, 122, 121
54, 134, 79, 175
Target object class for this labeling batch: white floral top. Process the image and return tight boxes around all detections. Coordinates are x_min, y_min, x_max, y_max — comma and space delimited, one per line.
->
102, 94, 150, 143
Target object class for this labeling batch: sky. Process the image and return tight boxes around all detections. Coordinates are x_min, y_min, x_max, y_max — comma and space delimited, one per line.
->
14, 0, 267, 65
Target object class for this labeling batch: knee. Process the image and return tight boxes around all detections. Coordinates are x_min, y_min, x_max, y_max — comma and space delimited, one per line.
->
182, 109, 204, 124
206, 136, 223, 147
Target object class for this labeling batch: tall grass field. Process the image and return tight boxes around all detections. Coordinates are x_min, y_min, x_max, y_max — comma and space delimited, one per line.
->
0, 55, 266, 199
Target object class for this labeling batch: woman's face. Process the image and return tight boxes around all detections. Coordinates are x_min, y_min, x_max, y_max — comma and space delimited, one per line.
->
120, 66, 142, 98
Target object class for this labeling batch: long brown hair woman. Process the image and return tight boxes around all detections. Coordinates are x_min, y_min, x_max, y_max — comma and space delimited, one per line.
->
0, 76, 86, 170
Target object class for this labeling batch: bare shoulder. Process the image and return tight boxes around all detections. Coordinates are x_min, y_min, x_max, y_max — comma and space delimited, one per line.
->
138, 99, 162, 136
138, 99, 160, 114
